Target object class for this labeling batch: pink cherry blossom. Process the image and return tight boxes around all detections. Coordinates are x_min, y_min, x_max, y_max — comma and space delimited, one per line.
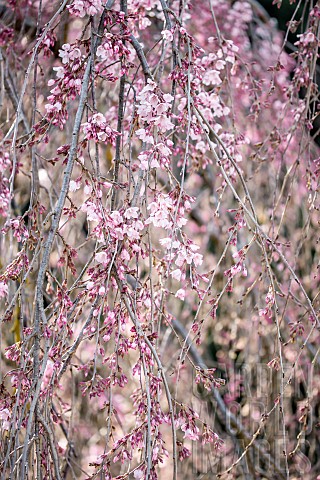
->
95, 251, 108, 265
175, 288, 186, 301
0, 281, 8, 298
2, 2, 320, 479
161, 29, 173, 42
68, 0, 103, 18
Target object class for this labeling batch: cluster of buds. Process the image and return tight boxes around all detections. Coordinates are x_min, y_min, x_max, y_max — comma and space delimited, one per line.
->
195, 367, 226, 391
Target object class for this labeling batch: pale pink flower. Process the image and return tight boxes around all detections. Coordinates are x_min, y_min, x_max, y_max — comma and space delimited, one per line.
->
149, 157, 160, 169
110, 211, 123, 226
193, 253, 203, 267
203, 69, 222, 86
69, 180, 80, 192
87, 281, 95, 290
163, 93, 174, 103
81, 202, 101, 222
138, 152, 149, 170
124, 226, 140, 240
171, 269, 182, 281
68, 0, 103, 18
161, 29, 173, 42
96, 251, 108, 264
0, 281, 8, 298
0, 408, 10, 430
175, 289, 185, 301
181, 423, 200, 441
133, 469, 144, 480
136, 128, 154, 144
159, 237, 173, 248
124, 207, 139, 219
154, 115, 175, 132
84, 184, 92, 195
155, 103, 169, 115
156, 143, 171, 156
215, 59, 225, 70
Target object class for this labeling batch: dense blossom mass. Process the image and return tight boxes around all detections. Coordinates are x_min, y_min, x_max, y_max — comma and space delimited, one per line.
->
0, 0, 319, 479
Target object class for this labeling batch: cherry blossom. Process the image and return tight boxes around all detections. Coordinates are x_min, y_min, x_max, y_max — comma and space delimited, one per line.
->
1, 1, 320, 479
68, 0, 103, 18
0, 281, 8, 298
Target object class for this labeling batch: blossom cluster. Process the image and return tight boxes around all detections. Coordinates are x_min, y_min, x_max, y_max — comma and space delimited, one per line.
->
259, 285, 275, 324
97, 31, 135, 76
136, 80, 175, 143
0, 152, 11, 218
82, 113, 120, 145
68, 0, 103, 17
44, 43, 84, 128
